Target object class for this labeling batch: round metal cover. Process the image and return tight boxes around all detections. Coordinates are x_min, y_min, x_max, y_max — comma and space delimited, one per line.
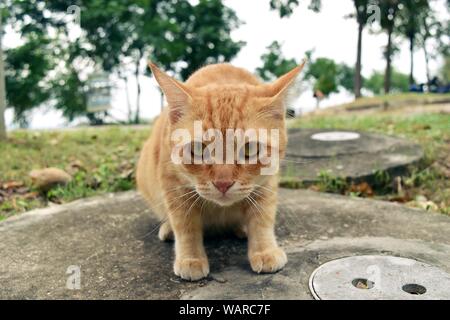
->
310, 131, 360, 142
309, 255, 450, 300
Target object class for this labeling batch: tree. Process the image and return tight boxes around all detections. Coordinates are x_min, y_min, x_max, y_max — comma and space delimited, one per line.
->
305, 57, 339, 97
337, 63, 361, 93
417, 5, 448, 84
270, 0, 371, 99
365, 69, 409, 94
4, 0, 245, 125
167, 0, 245, 81
256, 41, 298, 81
80, 0, 244, 123
4, 33, 55, 126
397, 0, 430, 85
350, 0, 373, 98
441, 56, 450, 83
269, 0, 321, 17
378, 0, 402, 94
0, 12, 6, 139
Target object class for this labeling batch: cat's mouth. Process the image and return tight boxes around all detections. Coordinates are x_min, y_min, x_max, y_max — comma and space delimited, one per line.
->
197, 190, 249, 207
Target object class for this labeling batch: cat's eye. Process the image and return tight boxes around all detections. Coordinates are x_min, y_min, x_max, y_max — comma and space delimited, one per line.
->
240, 141, 259, 162
189, 141, 208, 163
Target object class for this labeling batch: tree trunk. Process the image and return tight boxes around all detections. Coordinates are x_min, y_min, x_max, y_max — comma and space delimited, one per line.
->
124, 76, 132, 123
354, 22, 364, 98
118, 70, 133, 123
134, 52, 142, 124
409, 34, 415, 86
423, 40, 431, 85
0, 14, 7, 140
384, 27, 393, 94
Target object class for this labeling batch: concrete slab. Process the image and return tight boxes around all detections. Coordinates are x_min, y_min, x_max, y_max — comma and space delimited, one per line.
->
283, 128, 424, 184
1, 189, 449, 300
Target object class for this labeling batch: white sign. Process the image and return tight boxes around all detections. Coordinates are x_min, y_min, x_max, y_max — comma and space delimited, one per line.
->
310, 131, 360, 142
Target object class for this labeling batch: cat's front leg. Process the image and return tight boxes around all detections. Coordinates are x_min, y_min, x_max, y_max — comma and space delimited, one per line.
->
246, 202, 287, 274
169, 210, 209, 281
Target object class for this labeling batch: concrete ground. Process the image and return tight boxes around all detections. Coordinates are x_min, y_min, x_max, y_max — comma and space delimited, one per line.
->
283, 128, 423, 184
1, 189, 449, 299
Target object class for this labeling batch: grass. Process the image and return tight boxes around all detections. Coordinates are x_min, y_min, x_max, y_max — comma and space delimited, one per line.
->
335, 93, 450, 111
287, 109, 450, 214
0, 126, 150, 219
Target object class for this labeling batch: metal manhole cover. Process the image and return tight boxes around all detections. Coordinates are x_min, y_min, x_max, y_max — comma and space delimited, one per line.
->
310, 131, 360, 142
309, 255, 450, 300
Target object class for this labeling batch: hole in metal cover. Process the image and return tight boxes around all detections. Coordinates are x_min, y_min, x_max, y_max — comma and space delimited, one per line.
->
352, 278, 375, 290
402, 284, 427, 295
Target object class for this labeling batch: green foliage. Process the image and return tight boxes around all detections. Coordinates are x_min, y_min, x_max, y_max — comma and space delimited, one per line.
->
337, 63, 358, 93
316, 171, 348, 194
170, 0, 245, 80
304, 57, 339, 96
0, 126, 149, 217
52, 67, 87, 121
256, 41, 298, 81
4, 33, 55, 125
270, 0, 321, 17
396, 0, 429, 42
352, 0, 372, 25
3, 0, 245, 124
365, 69, 409, 94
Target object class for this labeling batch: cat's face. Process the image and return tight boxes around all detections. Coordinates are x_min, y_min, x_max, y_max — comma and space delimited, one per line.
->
150, 63, 304, 206
173, 88, 286, 206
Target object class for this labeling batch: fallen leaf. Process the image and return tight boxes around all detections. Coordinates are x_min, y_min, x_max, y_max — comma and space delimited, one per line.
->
349, 182, 374, 197
308, 185, 321, 192
2, 181, 24, 190
22, 192, 39, 200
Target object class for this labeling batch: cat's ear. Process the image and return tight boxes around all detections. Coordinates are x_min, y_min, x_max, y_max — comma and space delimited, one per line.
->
268, 59, 306, 110
148, 62, 192, 124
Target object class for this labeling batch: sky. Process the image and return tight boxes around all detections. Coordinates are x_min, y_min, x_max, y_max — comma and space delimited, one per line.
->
4, 0, 449, 129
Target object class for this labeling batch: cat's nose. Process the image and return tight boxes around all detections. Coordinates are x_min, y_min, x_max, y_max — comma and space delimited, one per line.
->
213, 180, 235, 194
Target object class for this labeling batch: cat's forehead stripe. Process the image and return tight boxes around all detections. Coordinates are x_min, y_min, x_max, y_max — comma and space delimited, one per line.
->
201, 89, 249, 129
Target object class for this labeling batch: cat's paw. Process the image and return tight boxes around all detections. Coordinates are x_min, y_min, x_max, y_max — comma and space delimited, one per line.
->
174, 257, 209, 281
233, 225, 247, 239
158, 221, 173, 241
249, 247, 287, 274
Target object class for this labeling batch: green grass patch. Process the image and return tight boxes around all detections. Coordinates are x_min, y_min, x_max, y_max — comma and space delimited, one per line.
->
0, 126, 150, 219
336, 93, 450, 111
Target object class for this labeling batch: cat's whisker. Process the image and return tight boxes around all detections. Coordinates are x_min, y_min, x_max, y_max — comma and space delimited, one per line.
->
199, 198, 207, 216
251, 189, 268, 201
246, 194, 264, 219
164, 184, 195, 192
187, 194, 201, 215
253, 109, 278, 121
140, 217, 169, 240
253, 183, 277, 195
249, 194, 266, 214
150, 189, 197, 211
170, 191, 199, 214
244, 198, 259, 220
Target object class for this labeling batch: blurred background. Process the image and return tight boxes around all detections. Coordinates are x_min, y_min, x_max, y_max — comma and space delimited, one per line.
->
0, 0, 449, 218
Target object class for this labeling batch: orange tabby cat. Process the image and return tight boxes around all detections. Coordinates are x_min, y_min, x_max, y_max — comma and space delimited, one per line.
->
137, 61, 305, 281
